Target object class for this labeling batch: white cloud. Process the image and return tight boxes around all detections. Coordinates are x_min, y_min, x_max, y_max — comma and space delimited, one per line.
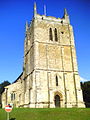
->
80, 77, 90, 82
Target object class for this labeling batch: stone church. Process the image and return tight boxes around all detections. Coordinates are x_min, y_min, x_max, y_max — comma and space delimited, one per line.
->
2, 3, 85, 108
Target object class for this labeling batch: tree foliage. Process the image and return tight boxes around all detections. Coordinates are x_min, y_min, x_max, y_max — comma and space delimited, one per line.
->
81, 81, 90, 108
0, 81, 11, 94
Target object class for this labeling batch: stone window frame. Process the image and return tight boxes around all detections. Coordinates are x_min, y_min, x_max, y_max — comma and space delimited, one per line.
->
56, 75, 58, 86
55, 28, 58, 42
11, 93, 15, 101
49, 28, 53, 41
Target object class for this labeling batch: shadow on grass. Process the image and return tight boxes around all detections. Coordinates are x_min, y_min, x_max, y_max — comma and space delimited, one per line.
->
10, 118, 16, 120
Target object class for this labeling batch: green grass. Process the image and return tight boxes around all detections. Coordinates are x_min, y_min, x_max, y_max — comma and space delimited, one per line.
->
0, 108, 90, 120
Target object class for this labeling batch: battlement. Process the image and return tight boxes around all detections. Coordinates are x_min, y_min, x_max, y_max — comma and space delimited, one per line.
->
33, 2, 70, 25
34, 14, 69, 24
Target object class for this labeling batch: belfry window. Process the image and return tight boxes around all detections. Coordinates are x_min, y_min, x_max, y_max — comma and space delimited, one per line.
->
55, 28, 58, 42
56, 75, 58, 86
49, 28, 53, 41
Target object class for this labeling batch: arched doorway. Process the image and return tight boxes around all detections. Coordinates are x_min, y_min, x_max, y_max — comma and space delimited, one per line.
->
55, 95, 60, 108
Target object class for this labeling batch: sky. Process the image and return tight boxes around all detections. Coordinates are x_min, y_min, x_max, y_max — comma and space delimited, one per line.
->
0, 0, 90, 83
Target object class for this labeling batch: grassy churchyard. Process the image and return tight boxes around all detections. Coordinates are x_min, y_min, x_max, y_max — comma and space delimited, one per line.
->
0, 108, 90, 120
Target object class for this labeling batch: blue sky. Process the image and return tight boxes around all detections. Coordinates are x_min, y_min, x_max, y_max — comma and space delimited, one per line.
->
0, 0, 90, 83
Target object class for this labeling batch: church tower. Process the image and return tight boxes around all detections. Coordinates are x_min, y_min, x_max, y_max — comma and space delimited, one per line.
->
23, 3, 85, 108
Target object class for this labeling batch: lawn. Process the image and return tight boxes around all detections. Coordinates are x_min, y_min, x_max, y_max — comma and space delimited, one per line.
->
0, 108, 90, 120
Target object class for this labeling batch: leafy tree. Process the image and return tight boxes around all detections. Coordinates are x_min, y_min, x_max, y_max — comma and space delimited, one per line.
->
81, 81, 90, 108
0, 81, 11, 94
0, 81, 11, 107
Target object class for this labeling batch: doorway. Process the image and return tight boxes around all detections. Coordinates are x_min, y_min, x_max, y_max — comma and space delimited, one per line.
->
55, 95, 60, 108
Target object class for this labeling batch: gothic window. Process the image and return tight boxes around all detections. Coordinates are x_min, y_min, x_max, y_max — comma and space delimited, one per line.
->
49, 28, 53, 41
11, 93, 13, 101
11, 93, 15, 101
56, 75, 58, 86
55, 28, 58, 42
14, 93, 15, 100
19, 94, 21, 104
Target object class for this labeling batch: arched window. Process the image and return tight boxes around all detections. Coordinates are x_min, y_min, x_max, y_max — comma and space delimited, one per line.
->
56, 75, 58, 86
49, 28, 53, 41
55, 28, 58, 41
14, 93, 15, 100
11, 93, 15, 101
11, 93, 13, 101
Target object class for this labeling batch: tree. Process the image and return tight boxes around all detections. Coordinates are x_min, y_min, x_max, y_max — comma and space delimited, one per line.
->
81, 81, 90, 108
0, 81, 11, 107
0, 81, 11, 94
